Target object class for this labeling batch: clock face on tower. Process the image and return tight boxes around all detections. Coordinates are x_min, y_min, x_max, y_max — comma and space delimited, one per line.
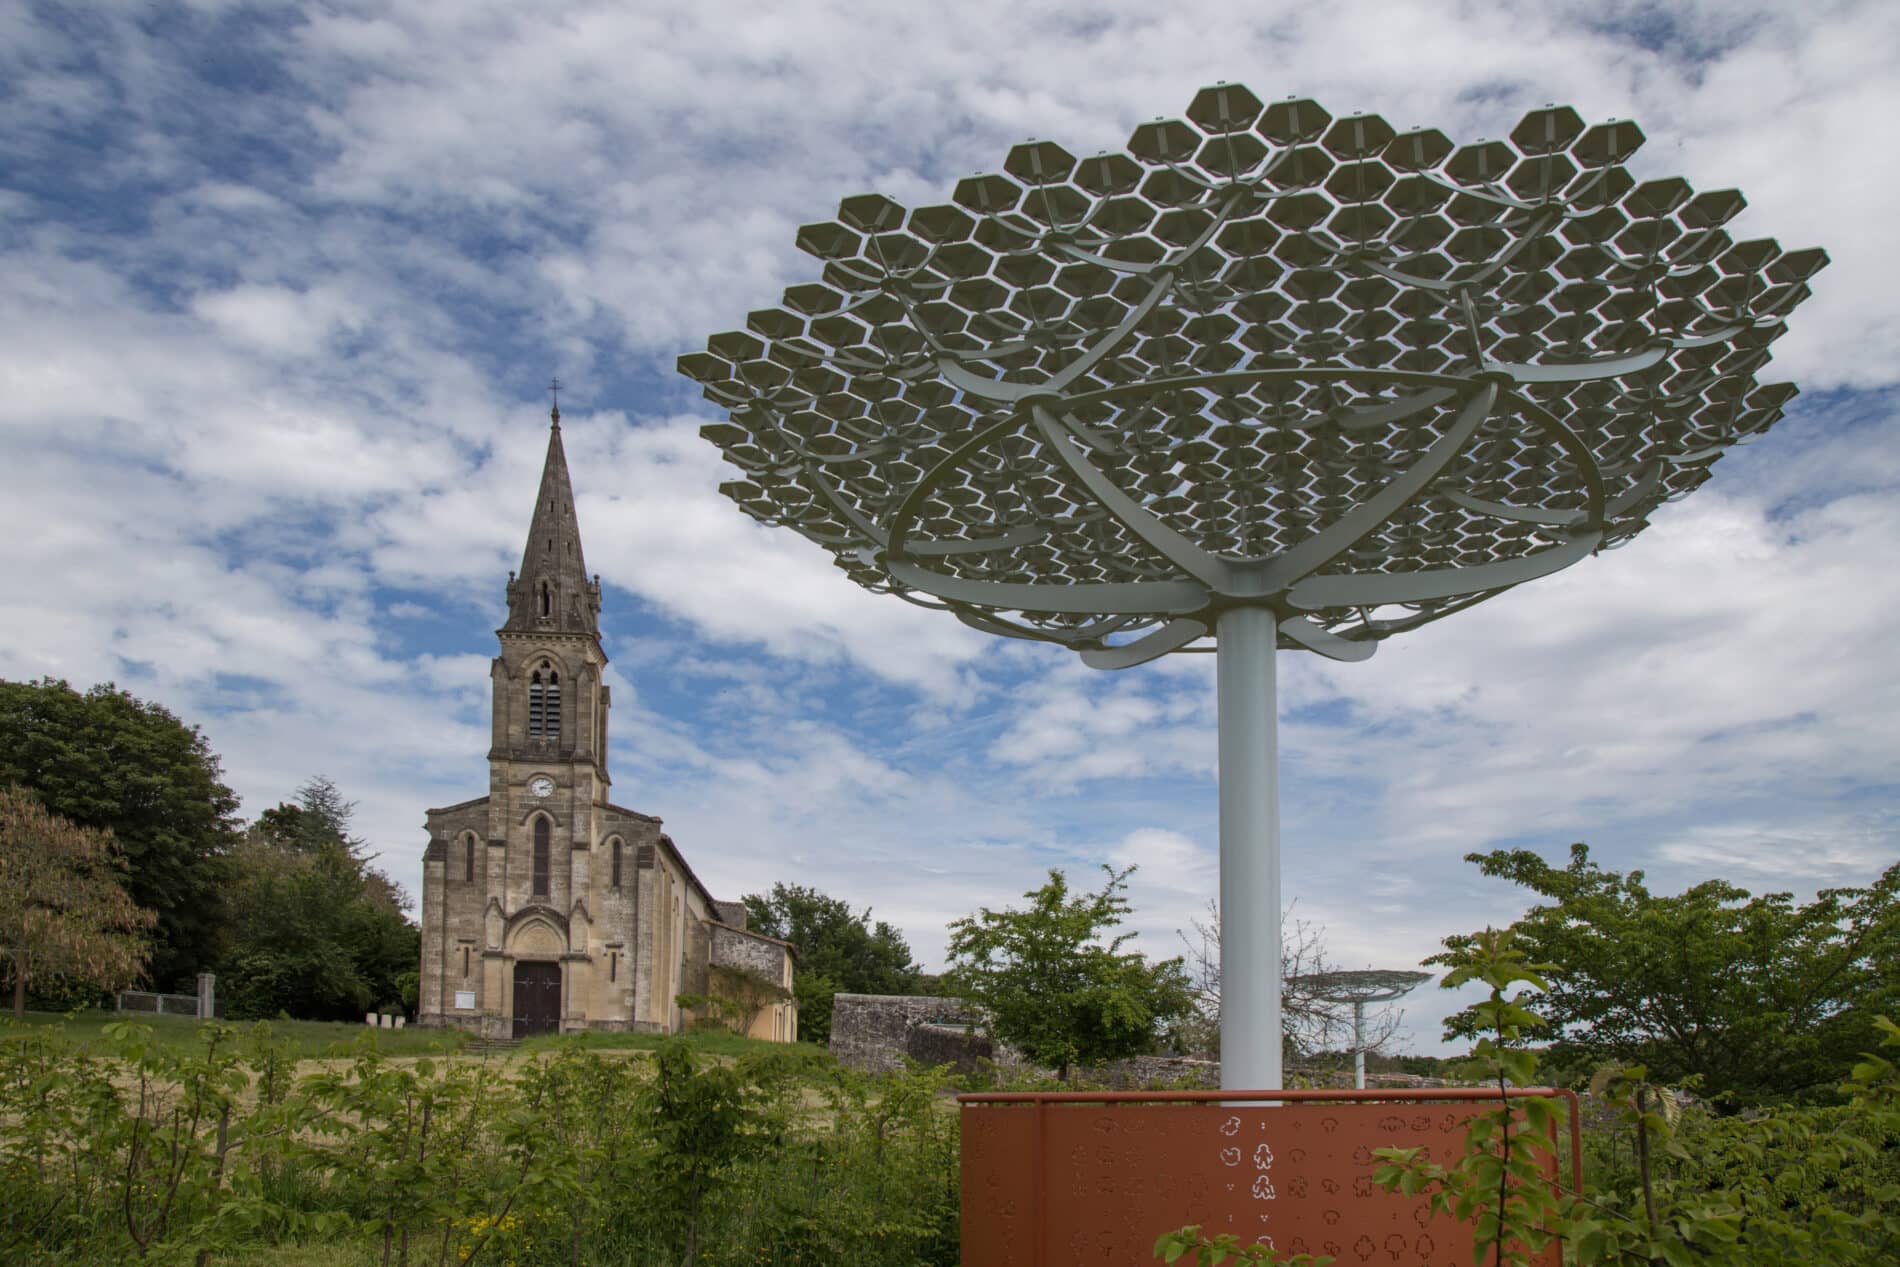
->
528, 776, 555, 799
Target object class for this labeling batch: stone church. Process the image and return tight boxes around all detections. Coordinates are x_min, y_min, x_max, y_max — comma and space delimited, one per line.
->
417, 406, 796, 1041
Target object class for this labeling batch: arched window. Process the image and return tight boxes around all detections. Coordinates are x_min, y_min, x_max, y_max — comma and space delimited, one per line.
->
610, 838, 623, 888
540, 580, 551, 615
528, 664, 562, 738
464, 834, 476, 882
532, 816, 550, 897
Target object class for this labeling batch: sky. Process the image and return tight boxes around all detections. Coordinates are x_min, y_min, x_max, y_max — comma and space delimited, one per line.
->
2, 0, 1895, 1055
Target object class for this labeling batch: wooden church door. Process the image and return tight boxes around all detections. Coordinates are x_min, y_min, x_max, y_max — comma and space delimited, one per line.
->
511, 961, 561, 1039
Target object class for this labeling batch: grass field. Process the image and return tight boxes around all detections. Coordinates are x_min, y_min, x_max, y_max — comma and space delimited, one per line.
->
4, 1008, 831, 1066
210, 1243, 364, 1267
515, 1024, 828, 1061
4, 1008, 468, 1058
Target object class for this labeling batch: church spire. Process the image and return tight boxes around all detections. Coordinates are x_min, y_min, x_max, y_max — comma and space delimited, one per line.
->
502, 386, 601, 636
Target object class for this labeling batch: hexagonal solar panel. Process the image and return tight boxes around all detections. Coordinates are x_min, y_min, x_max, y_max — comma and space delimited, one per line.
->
682, 85, 1825, 668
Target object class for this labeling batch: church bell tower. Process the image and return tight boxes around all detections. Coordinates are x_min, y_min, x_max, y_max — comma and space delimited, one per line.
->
491, 399, 611, 805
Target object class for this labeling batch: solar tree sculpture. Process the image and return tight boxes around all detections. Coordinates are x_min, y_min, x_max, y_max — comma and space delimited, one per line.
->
1304, 969, 1431, 1089
680, 84, 1825, 1091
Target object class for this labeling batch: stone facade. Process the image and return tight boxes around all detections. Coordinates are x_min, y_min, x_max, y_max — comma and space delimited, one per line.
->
707, 922, 798, 1042
416, 409, 795, 1043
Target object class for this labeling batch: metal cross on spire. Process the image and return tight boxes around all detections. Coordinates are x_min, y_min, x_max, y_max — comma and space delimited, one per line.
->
548, 376, 562, 425
680, 84, 1826, 1091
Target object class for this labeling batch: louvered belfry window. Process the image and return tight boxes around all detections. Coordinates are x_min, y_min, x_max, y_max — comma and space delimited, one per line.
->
528, 665, 561, 738
532, 816, 550, 897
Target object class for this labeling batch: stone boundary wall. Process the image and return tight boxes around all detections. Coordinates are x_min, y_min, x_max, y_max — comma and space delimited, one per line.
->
827, 995, 1443, 1091
906, 1021, 994, 1075
1085, 1054, 1219, 1089
830, 993, 1215, 1087
829, 994, 978, 1073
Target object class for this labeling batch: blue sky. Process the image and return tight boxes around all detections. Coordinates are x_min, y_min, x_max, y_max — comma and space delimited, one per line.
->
3, 0, 1896, 1053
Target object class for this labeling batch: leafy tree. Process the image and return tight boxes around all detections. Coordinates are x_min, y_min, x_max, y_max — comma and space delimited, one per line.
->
1347, 933, 1900, 1267
945, 865, 1194, 1081
741, 882, 922, 1045
0, 678, 240, 987
641, 1038, 767, 1267
220, 777, 419, 1021
252, 777, 363, 856
1439, 844, 1900, 1107
0, 787, 156, 1016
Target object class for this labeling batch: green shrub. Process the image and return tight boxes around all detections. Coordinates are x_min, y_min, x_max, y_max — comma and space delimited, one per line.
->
1363, 934, 1900, 1267
0, 1018, 964, 1267
1159, 936, 1900, 1266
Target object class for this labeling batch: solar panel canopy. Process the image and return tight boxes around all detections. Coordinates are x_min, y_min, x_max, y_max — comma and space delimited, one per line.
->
681, 85, 1824, 668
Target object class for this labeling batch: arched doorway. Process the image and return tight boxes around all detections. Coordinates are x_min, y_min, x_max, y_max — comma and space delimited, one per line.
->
511, 960, 561, 1038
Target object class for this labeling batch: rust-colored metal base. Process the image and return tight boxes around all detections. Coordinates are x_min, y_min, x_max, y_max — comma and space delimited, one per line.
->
959, 1087, 1580, 1266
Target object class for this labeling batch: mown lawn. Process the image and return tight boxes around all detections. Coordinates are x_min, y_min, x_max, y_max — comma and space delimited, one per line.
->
516, 1025, 828, 1061
7, 1009, 829, 1067
6, 1009, 466, 1058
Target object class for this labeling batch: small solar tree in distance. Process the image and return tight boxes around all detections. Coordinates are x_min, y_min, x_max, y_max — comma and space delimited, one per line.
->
680, 82, 1826, 1089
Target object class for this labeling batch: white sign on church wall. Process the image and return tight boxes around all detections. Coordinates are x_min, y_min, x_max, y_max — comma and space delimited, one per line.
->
454, 991, 476, 1010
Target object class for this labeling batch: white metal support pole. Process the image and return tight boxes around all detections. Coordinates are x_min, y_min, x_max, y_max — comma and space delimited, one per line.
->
1217, 605, 1281, 1091
1353, 1000, 1366, 1090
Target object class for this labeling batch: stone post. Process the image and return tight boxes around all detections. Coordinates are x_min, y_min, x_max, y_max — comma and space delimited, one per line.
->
196, 972, 216, 1020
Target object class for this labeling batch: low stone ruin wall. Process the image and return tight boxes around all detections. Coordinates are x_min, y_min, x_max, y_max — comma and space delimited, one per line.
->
906, 1021, 994, 1075
1085, 1053, 1219, 1089
829, 993, 1218, 1087
829, 994, 977, 1073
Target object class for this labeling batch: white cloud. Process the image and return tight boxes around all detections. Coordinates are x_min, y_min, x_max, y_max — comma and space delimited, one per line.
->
1653, 816, 1896, 881
1, 0, 1895, 1055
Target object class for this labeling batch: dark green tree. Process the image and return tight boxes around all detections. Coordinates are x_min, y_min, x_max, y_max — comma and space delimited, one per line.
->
641, 1038, 767, 1267
944, 865, 1194, 1081
1439, 844, 1900, 1107
252, 784, 358, 857
220, 777, 419, 1020
741, 882, 922, 1045
0, 678, 239, 988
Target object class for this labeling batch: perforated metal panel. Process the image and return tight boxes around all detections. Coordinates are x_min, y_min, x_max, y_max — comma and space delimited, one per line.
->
960, 1088, 1578, 1265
